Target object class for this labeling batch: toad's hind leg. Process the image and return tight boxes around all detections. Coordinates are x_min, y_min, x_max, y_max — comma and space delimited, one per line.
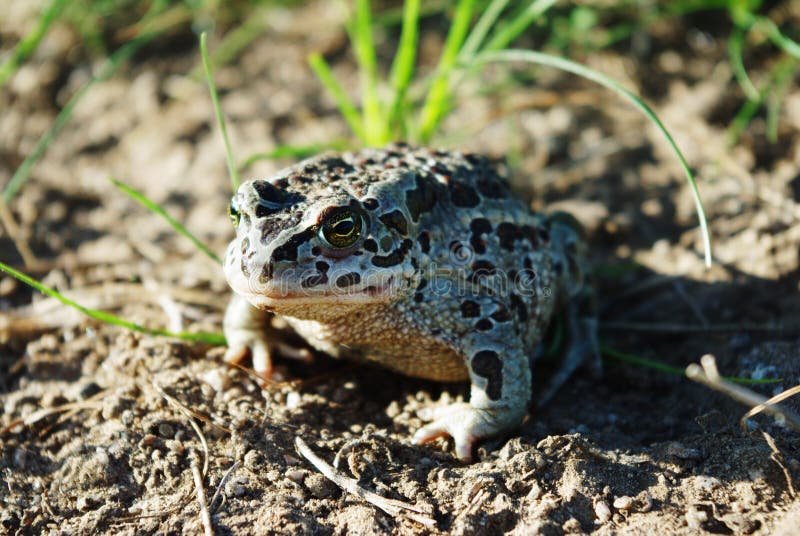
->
537, 285, 601, 406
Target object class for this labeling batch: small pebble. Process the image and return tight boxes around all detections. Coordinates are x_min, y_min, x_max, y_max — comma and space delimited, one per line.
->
285, 391, 301, 410
613, 496, 633, 511
201, 369, 230, 393
286, 469, 306, 484
594, 500, 612, 523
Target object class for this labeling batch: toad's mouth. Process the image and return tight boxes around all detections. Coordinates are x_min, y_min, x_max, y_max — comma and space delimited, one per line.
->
231, 277, 396, 310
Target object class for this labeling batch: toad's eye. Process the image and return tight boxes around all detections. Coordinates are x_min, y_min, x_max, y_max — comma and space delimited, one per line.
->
228, 199, 240, 228
319, 208, 363, 249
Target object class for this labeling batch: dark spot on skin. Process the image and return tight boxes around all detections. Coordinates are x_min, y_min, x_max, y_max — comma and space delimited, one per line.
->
469, 218, 492, 255
475, 319, 493, 331
379, 236, 394, 252
539, 226, 550, 243
240, 257, 250, 278
410, 257, 419, 269
253, 181, 286, 204
491, 306, 511, 322
362, 198, 379, 210
379, 210, 409, 236
414, 292, 424, 303
470, 218, 492, 235
259, 262, 274, 284
510, 293, 528, 322
524, 257, 533, 270
363, 239, 378, 253
240, 237, 250, 254
476, 174, 508, 199
471, 350, 503, 401
496, 222, 519, 251
318, 157, 355, 174
312, 246, 321, 256
271, 228, 315, 263
449, 183, 480, 208
274, 178, 289, 189
418, 232, 430, 254
553, 260, 563, 276
405, 175, 438, 222
460, 300, 481, 318
253, 180, 301, 218
470, 259, 497, 273
416, 278, 427, 290
316, 261, 330, 273
523, 225, 540, 248
336, 272, 361, 288
372, 239, 412, 267
302, 273, 328, 288
431, 328, 442, 336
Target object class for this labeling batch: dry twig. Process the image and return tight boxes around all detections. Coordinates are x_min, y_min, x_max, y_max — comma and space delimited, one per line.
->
0, 198, 40, 269
154, 382, 216, 476
209, 461, 240, 512
685, 354, 800, 432
191, 455, 215, 536
295, 436, 436, 528
761, 431, 797, 498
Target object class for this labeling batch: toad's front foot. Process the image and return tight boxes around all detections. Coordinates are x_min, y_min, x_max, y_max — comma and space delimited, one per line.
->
413, 402, 519, 462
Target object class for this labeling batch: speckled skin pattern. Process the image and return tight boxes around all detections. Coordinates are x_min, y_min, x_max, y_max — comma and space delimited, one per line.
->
223, 144, 599, 461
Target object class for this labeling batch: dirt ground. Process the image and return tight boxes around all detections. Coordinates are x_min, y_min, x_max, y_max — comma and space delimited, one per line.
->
2, 2, 800, 534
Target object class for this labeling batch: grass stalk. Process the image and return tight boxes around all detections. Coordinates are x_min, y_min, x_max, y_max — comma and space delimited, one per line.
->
387, 0, 421, 137
308, 52, 367, 142
350, 0, 385, 145
481, 0, 556, 52
200, 31, 240, 192
0, 261, 226, 346
470, 49, 712, 267
109, 177, 222, 265
459, 0, 511, 59
238, 142, 349, 172
602, 346, 782, 385
417, 0, 476, 142
0, 0, 69, 88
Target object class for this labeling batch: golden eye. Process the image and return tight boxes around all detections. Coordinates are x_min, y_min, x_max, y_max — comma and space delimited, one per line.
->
228, 199, 240, 228
320, 209, 363, 249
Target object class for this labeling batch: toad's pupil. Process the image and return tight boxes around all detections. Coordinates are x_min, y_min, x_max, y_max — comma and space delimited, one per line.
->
333, 218, 354, 235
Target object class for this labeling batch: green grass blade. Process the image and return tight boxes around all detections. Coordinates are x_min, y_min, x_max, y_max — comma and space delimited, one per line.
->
740, 13, 800, 59
0, 0, 69, 88
418, 0, 476, 143
460, 0, 511, 59
603, 346, 783, 385
766, 59, 797, 142
238, 141, 349, 171
2, 30, 158, 202
728, 26, 759, 101
387, 0, 421, 136
308, 52, 366, 142
109, 177, 222, 265
200, 32, 240, 192
482, 0, 556, 53
350, 0, 385, 145
471, 49, 712, 267
0, 261, 226, 346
